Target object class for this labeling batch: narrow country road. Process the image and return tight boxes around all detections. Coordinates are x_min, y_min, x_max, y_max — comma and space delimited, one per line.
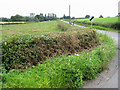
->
62, 20, 119, 89
82, 29, 119, 89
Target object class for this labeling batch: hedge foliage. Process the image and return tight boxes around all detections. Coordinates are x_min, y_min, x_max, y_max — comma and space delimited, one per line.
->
2, 30, 101, 71
2, 33, 116, 88
75, 21, 120, 30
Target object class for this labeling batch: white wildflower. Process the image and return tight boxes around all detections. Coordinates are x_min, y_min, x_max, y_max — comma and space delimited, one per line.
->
75, 53, 79, 56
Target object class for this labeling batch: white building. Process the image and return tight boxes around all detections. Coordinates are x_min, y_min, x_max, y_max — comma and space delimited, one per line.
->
30, 13, 35, 18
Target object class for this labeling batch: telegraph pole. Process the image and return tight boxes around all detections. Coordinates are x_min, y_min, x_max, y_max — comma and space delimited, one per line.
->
69, 5, 71, 24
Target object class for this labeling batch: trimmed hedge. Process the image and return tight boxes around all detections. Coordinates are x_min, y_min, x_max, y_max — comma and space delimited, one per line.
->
2, 30, 101, 71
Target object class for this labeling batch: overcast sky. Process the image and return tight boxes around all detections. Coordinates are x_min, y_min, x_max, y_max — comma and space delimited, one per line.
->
0, 0, 119, 18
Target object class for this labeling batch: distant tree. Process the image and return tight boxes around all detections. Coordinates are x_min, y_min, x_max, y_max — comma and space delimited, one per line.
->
44, 14, 47, 21
11, 14, 25, 21
35, 18, 39, 22
1, 17, 10, 22
24, 16, 32, 22
85, 15, 90, 18
63, 14, 66, 19
39, 13, 44, 21
99, 15, 103, 18
55, 14, 57, 18
34, 13, 57, 22
66, 16, 70, 19
71, 17, 75, 19
35, 15, 40, 19
54, 14, 57, 20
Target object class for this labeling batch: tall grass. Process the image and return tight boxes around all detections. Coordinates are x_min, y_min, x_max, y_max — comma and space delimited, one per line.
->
2, 33, 116, 88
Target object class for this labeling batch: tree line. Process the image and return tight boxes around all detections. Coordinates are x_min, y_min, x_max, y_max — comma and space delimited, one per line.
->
1, 13, 57, 22
61, 14, 104, 19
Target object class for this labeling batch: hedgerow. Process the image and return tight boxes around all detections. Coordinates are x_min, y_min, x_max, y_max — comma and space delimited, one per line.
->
2, 33, 116, 88
2, 29, 101, 71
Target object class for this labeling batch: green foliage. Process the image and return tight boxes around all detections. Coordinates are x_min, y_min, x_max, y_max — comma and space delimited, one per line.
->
11, 14, 25, 21
34, 13, 57, 22
2, 30, 100, 71
99, 15, 104, 18
24, 16, 33, 22
2, 33, 116, 88
1, 17, 10, 22
57, 22, 70, 31
63, 14, 70, 19
1, 20, 116, 88
85, 15, 90, 18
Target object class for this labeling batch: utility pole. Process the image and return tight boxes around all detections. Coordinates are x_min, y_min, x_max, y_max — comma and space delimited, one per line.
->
69, 5, 71, 24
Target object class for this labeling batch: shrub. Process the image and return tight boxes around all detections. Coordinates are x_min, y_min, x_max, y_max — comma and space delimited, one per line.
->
57, 22, 70, 31
2, 30, 101, 71
2, 33, 116, 88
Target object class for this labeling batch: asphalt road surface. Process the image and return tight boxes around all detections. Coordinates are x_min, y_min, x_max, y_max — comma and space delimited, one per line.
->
62, 20, 119, 89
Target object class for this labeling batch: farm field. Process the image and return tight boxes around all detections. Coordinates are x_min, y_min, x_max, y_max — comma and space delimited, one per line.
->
1, 20, 116, 88
66, 17, 120, 32
0, 22, 26, 25
2, 20, 87, 40
2, 21, 60, 39
75, 17, 119, 23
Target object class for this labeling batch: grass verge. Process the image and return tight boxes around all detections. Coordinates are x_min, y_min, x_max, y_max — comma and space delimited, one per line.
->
2, 33, 116, 88
74, 22, 120, 33
64, 17, 120, 33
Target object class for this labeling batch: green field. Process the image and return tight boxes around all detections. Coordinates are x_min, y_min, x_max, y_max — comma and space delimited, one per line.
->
76, 17, 119, 23
2, 20, 87, 40
2, 21, 60, 39
68, 17, 120, 32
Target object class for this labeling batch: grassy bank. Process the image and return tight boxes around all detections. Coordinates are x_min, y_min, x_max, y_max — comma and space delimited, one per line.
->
76, 17, 119, 23
2, 33, 116, 88
65, 17, 120, 33
74, 22, 119, 33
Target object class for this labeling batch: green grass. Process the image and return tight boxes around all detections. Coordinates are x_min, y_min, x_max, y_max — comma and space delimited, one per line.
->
74, 22, 120, 33
2, 33, 116, 88
2, 20, 86, 40
65, 17, 120, 32
75, 17, 119, 23
2, 21, 61, 39
1, 20, 116, 88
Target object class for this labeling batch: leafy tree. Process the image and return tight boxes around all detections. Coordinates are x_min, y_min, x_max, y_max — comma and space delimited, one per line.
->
85, 15, 90, 18
11, 14, 25, 21
99, 15, 103, 18
63, 14, 66, 19
44, 14, 47, 21
35, 15, 40, 19
34, 13, 57, 22
39, 13, 44, 21
24, 16, 32, 22
72, 17, 75, 19
1, 17, 10, 22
